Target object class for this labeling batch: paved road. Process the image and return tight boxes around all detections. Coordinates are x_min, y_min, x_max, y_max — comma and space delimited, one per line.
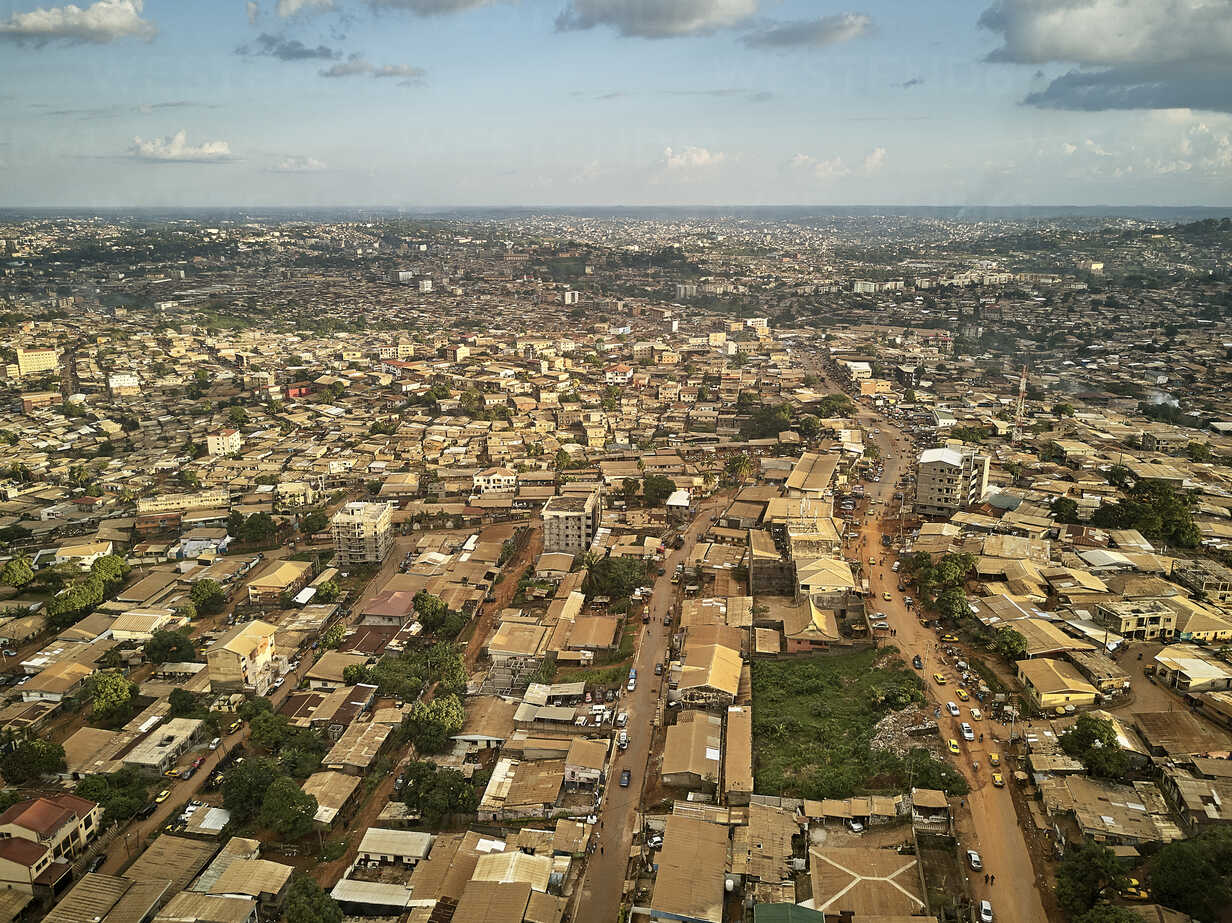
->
852, 405, 1051, 923
572, 498, 723, 922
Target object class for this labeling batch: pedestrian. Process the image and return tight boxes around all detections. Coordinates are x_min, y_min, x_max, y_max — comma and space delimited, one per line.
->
984, 874, 989, 885
990, 875, 995, 885
600, 846, 604, 855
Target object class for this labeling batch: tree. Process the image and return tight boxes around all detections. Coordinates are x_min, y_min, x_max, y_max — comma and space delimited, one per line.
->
413, 591, 449, 632
315, 580, 341, 604
75, 767, 150, 824
145, 629, 197, 664
0, 556, 33, 588
227, 405, 249, 427
1053, 402, 1076, 417
993, 627, 1028, 662
259, 776, 317, 839
1148, 827, 1232, 922
400, 760, 477, 825
1060, 716, 1130, 781
222, 757, 280, 822
583, 556, 645, 599
1187, 441, 1213, 463
320, 623, 345, 649
285, 872, 343, 923
1074, 907, 1145, 923
725, 453, 753, 483
642, 475, 676, 507
1056, 840, 1126, 917
90, 554, 130, 590
190, 578, 225, 615
621, 477, 640, 504
935, 587, 969, 622
88, 671, 137, 724
0, 739, 65, 784
1052, 497, 1080, 523
300, 511, 328, 535
239, 512, 277, 544
406, 694, 465, 754
168, 688, 199, 718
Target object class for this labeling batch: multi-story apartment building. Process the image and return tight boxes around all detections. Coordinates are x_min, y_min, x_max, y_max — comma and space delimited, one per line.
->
0, 794, 100, 864
331, 501, 394, 567
1096, 599, 1177, 642
472, 467, 517, 495
206, 620, 277, 695
136, 489, 231, 515
915, 447, 990, 518
206, 428, 243, 457
542, 491, 601, 556
14, 347, 59, 378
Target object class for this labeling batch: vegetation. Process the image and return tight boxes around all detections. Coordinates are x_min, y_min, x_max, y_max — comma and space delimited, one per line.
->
751, 650, 968, 799
400, 760, 478, 824
1090, 479, 1200, 548
46, 554, 131, 629
285, 873, 343, 923
242, 698, 328, 777
0, 738, 65, 784
0, 556, 33, 588
405, 694, 465, 754
75, 767, 152, 824
992, 627, 1028, 662
145, 628, 197, 664
583, 556, 645, 599
343, 642, 467, 702
641, 474, 676, 507
1059, 715, 1130, 781
1055, 840, 1127, 918
1147, 826, 1232, 921
258, 776, 318, 839
87, 670, 139, 725
189, 578, 226, 615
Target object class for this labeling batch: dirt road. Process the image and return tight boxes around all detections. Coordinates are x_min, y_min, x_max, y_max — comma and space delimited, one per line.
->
852, 407, 1051, 923
571, 498, 723, 923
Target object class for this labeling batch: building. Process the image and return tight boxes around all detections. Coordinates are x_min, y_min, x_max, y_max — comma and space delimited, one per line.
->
136, 489, 231, 515
206, 621, 277, 695
206, 429, 242, 457
15, 347, 58, 378
0, 794, 100, 864
662, 711, 722, 791
1095, 599, 1177, 642
122, 718, 205, 774
645, 815, 728, 923
563, 738, 608, 788
915, 446, 990, 518
356, 829, 433, 867
246, 560, 313, 606
331, 502, 394, 567
107, 373, 140, 397
1017, 659, 1099, 711
473, 467, 517, 495
542, 492, 600, 556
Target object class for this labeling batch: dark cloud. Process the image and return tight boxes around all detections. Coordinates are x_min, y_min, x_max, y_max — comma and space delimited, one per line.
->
899, 77, 923, 89
367, 0, 497, 14
556, 0, 757, 39
236, 32, 339, 60
742, 13, 873, 49
1024, 67, 1232, 114
31, 100, 218, 119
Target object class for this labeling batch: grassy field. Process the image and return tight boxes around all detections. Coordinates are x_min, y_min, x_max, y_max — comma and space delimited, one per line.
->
751, 648, 968, 799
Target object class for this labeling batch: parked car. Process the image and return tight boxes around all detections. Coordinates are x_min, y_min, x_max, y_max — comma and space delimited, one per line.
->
227, 720, 242, 734
955, 688, 970, 701
912, 655, 923, 669
960, 723, 974, 741
620, 769, 631, 787
154, 789, 171, 804
209, 737, 221, 750
946, 702, 960, 717
989, 752, 1000, 767
654, 663, 663, 676
618, 731, 628, 750
933, 673, 947, 685
978, 900, 994, 922
846, 818, 864, 833
947, 739, 960, 755
967, 850, 982, 871
992, 772, 1005, 788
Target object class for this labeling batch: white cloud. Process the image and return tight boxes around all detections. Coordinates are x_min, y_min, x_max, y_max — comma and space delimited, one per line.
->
0, 0, 156, 45
373, 64, 425, 81
557, 0, 758, 38
743, 12, 873, 49
321, 53, 372, 77
276, 0, 333, 16
663, 145, 727, 170
129, 130, 234, 163
272, 155, 327, 171
790, 147, 886, 178
246, 1, 260, 25
320, 55, 425, 80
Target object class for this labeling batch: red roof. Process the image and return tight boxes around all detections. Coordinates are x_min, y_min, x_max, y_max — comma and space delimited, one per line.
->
0, 837, 48, 868
0, 794, 95, 837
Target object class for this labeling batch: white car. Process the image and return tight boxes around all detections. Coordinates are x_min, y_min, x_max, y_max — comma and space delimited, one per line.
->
967, 850, 982, 871
946, 702, 960, 717
961, 722, 975, 741
979, 900, 994, 922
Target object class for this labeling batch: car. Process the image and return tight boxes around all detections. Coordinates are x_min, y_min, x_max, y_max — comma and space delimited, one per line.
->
209, 737, 221, 750
846, 818, 864, 833
955, 688, 970, 702
904, 597, 914, 607
978, 900, 994, 923
1121, 878, 1149, 901
136, 802, 157, 819
154, 789, 171, 804
891, 561, 900, 572
617, 731, 628, 750
988, 753, 1000, 767
585, 691, 592, 703
164, 767, 181, 778
646, 834, 663, 849
657, 567, 666, 576
868, 557, 877, 565
912, 655, 923, 669
86, 855, 106, 873
605, 688, 615, 703
933, 673, 947, 685
946, 701, 960, 717
992, 772, 1005, 787
619, 769, 631, 788
227, 720, 242, 734
967, 850, 983, 871
940, 634, 959, 643
627, 677, 636, 692
654, 663, 663, 676
960, 722, 974, 741
1, 650, 16, 657
586, 814, 598, 825
970, 708, 982, 720
882, 592, 892, 601
616, 712, 628, 727
947, 739, 960, 754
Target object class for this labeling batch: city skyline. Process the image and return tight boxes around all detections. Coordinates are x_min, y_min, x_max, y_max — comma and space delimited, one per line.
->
2, 0, 1232, 207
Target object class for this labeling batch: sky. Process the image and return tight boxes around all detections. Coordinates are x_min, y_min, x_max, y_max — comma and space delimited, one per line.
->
1, 0, 1230, 207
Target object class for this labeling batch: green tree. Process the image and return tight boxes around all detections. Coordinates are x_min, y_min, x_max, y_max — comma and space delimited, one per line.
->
259, 776, 317, 839
1060, 715, 1130, 781
1148, 826, 1232, 922
642, 474, 676, 507
88, 671, 137, 724
315, 580, 341, 604
413, 591, 449, 632
145, 629, 197, 664
1056, 841, 1126, 917
1053, 497, 1080, 523
400, 760, 477, 825
74, 767, 150, 824
1053, 402, 1076, 417
993, 627, 1028, 662
240, 512, 277, 544
300, 511, 329, 535
1074, 907, 1145, 923
621, 477, 640, 504
935, 587, 969, 622
724, 453, 754, 483
0, 738, 65, 784
168, 688, 199, 718
583, 556, 645, 599
227, 405, 249, 427
222, 757, 280, 822
320, 623, 345, 649
285, 872, 343, 923
0, 556, 34, 588
406, 694, 465, 754
190, 578, 225, 615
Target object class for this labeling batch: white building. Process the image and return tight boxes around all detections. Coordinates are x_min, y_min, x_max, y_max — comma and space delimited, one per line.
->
542, 491, 601, 556
915, 447, 990, 518
472, 467, 517, 495
14, 347, 58, 378
207, 428, 243, 457
331, 502, 394, 566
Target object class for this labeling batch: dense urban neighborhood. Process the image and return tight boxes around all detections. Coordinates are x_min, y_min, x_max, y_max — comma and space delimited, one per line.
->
0, 209, 1231, 923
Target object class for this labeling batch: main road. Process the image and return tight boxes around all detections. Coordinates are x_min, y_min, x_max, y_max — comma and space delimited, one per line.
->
571, 497, 723, 922
850, 397, 1052, 923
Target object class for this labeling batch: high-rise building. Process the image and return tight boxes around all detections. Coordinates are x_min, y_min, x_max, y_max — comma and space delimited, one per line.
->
206, 428, 242, 457
915, 447, 989, 518
331, 501, 394, 567
542, 491, 601, 556
15, 347, 59, 377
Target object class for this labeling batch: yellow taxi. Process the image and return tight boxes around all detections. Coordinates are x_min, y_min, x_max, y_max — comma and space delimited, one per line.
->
947, 739, 961, 754
154, 789, 171, 803
1121, 878, 1149, 901
163, 767, 181, 778
992, 772, 1005, 787
955, 688, 970, 701
989, 752, 1000, 767
882, 592, 892, 601
228, 720, 242, 734
940, 634, 959, 643
969, 707, 982, 720
933, 673, 947, 685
